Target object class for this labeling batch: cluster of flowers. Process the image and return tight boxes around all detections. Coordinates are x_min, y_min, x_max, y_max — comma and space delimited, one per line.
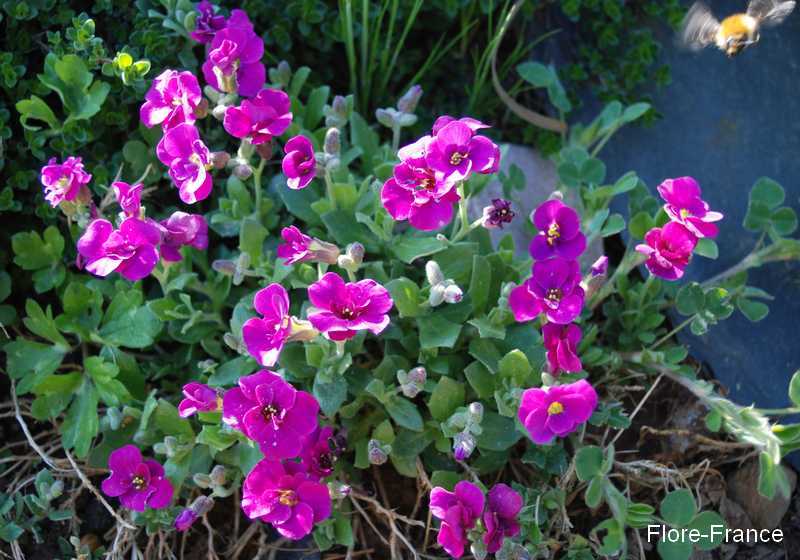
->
429, 481, 523, 558
381, 116, 500, 231
505, 198, 599, 444
636, 176, 723, 280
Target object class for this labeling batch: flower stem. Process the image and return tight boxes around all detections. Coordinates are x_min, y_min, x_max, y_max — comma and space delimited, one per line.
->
391, 124, 402, 154
588, 247, 646, 310
648, 315, 694, 351
251, 159, 266, 219
324, 169, 337, 210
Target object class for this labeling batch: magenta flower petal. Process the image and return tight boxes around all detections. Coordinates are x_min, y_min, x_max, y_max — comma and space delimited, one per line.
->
636, 222, 698, 281
483, 483, 522, 553
140, 70, 202, 130
518, 380, 598, 444
156, 124, 214, 203
543, 323, 582, 374
223, 88, 292, 144
530, 200, 587, 260
307, 273, 393, 341
101, 445, 172, 512
282, 135, 316, 190
41, 156, 92, 207
657, 176, 723, 238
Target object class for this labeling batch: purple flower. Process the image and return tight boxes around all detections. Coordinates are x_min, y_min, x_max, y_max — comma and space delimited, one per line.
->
140, 70, 202, 130
542, 323, 582, 374
381, 161, 460, 231
636, 222, 698, 281
431, 115, 490, 135
282, 136, 316, 190
174, 508, 198, 531
307, 272, 393, 341
77, 218, 161, 281
40, 156, 91, 207
159, 211, 209, 262
483, 483, 522, 553
518, 380, 598, 444
112, 181, 142, 218
299, 426, 342, 480
426, 121, 499, 181
223, 88, 292, 145
482, 198, 515, 229
657, 176, 723, 238
178, 382, 220, 418
241, 459, 332, 540
156, 123, 214, 204
509, 258, 584, 324
101, 445, 173, 512
222, 370, 319, 458
201, 10, 265, 97
429, 481, 485, 558
190, 0, 226, 44
276, 226, 340, 265
591, 255, 609, 277
529, 200, 587, 260
242, 284, 291, 367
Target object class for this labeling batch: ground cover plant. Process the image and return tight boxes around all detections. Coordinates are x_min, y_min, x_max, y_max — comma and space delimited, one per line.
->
3, 2, 800, 560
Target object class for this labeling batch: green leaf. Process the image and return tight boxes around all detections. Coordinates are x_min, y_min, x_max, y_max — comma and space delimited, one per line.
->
386, 278, 421, 318
196, 425, 238, 452
601, 213, 625, 237
676, 282, 705, 316
304, 85, 330, 129
575, 446, 604, 482
16, 95, 59, 130
38, 53, 109, 122
737, 298, 769, 322
209, 356, 257, 386
430, 471, 462, 491
428, 377, 465, 422
417, 315, 462, 349
497, 349, 532, 385
468, 255, 491, 314
5, 340, 65, 394
749, 177, 785, 209
771, 207, 798, 237
392, 234, 447, 264
476, 412, 521, 451
464, 361, 495, 399
517, 61, 553, 87
660, 489, 696, 528
239, 218, 267, 262
628, 211, 654, 240
0, 521, 24, 543
789, 370, 800, 407
100, 301, 161, 349
687, 511, 725, 551
152, 399, 194, 441
657, 538, 692, 560
11, 226, 64, 270
61, 380, 99, 457
622, 102, 650, 123
584, 475, 604, 508
694, 238, 718, 259
85, 356, 131, 406
313, 374, 348, 417
321, 210, 379, 252
386, 396, 424, 432
23, 299, 68, 348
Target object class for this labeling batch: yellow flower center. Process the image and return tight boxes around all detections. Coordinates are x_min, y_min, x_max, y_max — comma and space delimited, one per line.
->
262, 404, 279, 422
131, 475, 147, 490
546, 223, 560, 245
545, 288, 562, 302
56, 176, 70, 191
420, 178, 435, 190
680, 208, 690, 219
278, 489, 298, 506
449, 152, 467, 165
547, 401, 564, 415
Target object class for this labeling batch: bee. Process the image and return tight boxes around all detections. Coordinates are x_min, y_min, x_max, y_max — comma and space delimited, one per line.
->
679, 0, 796, 57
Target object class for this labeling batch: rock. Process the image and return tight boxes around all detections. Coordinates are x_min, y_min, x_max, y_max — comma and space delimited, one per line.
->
470, 143, 603, 266
726, 459, 797, 530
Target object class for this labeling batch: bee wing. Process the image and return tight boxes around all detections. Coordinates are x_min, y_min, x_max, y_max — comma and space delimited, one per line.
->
678, 2, 721, 50
748, 0, 796, 27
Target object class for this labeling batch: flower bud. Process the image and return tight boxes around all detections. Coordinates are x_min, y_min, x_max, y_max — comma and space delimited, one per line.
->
328, 481, 352, 499
591, 255, 609, 277
286, 317, 320, 343
397, 112, 418, 127
443, 282, 463, 304
324, 127, 341, 157
540, 372, 556, 387
367, 439, 390, 465
397, 85, 423, 114
426, 260, 445, 286
482, 198, 515, 229
233, 164, 252, 179
269, 60, 292, 88
212, 259, 237, 275
429, 283, 446, 307
549, 190, 564, 201
107, 407, 122, 430
453, 432, 476, 461
399, 366, 426, 398
325, 95, 350, 128
255, 142, 273, 161
193, 473, 212, 488
194, 98, 209, 119
468, 402, 484, 424
210, 151, 230, 170
308, 238, 341, 265
174, 509, 198, 532
191, 495, 215, 516
337, 242, 364, 273
164, 436, 179, 457
209, 465, 226, 486
48, 480, 64, 500
375, 108, 395, 128
211, 103, 227, 120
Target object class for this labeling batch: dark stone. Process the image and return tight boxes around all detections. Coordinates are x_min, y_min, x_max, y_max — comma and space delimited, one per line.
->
581, 1, 800, 462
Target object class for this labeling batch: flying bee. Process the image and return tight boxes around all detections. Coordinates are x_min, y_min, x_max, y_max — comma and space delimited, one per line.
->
679, 0, 796, 57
